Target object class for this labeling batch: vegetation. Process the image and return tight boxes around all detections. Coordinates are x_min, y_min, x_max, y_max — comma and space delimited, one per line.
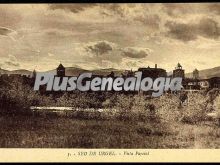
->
0, 78, 220, 148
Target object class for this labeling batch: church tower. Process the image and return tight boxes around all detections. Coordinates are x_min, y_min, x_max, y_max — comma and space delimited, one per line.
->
32, 69, 36, 78
193, 68, 199, 79
173, 63, 185, 79
57, 63, 65, 77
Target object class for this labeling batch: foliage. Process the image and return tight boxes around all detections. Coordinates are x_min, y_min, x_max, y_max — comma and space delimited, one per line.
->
180, 93, 208, 124
0, 77, 219, 125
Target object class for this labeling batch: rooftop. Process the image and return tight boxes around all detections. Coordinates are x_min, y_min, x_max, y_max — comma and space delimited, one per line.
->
57, 63, 65, 69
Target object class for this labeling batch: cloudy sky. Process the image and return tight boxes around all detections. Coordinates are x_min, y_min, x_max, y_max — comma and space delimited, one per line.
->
0, 3, 220, 73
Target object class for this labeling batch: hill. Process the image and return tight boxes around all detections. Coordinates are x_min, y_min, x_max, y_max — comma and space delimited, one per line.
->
0, 67, 123, 77
0, 68, 32, 76
1, 66, 219, 79
186, 66, 220, 79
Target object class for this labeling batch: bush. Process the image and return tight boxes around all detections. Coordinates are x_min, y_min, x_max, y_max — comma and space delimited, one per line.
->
102, 94, 118, 108
180, 93, 208, 124
0, 80, 40, 115
151, 94, 181, 122
131, 95, 160, 122
214, 94, 220, 118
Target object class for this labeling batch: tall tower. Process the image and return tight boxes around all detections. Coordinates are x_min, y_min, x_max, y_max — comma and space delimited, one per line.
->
57, 63, 65, 77
193, 68, 199, 79
32, 69, 37, 78
173, 63, 185, 79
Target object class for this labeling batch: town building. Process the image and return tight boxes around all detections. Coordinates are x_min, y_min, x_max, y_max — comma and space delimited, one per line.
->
208, 77, 220, 89
137, 64, 167, 80
173, 63, 185, 79
198, 79, 210, 89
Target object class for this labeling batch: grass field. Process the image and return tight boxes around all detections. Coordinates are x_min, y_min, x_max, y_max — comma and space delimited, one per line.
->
0, 114, 219, 148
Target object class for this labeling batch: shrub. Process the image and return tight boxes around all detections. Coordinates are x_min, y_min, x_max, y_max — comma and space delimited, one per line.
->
102, 94, 118, 108
151, 94, 181, 122
214, 94, 220, 118
180, 93, 208, 124
131, 95, 160, 122
0, 80, 40, 115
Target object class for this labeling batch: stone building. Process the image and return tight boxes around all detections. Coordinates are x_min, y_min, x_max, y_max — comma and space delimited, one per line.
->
137, 64, 167, 80
57, 63, 65, 77
173, 63, 185, 79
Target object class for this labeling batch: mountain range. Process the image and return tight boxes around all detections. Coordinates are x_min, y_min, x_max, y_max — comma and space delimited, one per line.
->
0, 67, 124, 77
0, 68, 33, 76
0, 66, 220, 79
185, 66, 220, 79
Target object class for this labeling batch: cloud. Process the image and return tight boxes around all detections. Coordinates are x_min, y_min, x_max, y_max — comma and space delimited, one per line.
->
83, 40, 120, 68
81, 40, 152, 69
0, 27, 14, 36
134, 14, 160, 29
100, 4, 126, 18
0, 6, 22, 28
0, 4, 220, 72
165, 18, 220, 42
85, 41, 114, 56
48, 52, 55, 57
162, 4, 196, 17
206, 4, 220, 15
3, 54, 20, 68
84, 41, 151, 59
5, 61, 19, 67
99, 4, 162, 30
162, 4, 220, 17
199, 18, 220, 39
121, 47, 149, 59
165, 21, 197, 42
0, 26, 18, 41
48, 4, 97, 13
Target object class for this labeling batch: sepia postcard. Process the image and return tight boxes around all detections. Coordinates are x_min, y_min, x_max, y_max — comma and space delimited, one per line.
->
0, 3, 220, 162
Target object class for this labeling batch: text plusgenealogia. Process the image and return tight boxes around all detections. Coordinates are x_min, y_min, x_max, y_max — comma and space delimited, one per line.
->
34, 72, 183, 97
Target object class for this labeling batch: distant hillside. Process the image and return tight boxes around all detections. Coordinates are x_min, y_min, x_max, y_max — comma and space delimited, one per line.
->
0, 67, 123, 77
186, 66, 220, 79
0, 68, 9, 74
50, 67, 124, 76
2, 66, 219, 79
0, 68, 32, 76
9, 69, 32, 76
92, 68, 124, 76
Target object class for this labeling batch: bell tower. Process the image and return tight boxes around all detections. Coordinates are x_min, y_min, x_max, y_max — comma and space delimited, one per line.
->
57, 63, 65, 77
193, 68, 199, 79
173, 62, 185, 79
